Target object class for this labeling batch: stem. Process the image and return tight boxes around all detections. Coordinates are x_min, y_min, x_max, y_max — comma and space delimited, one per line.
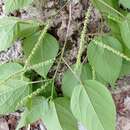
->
92, 66, 96, 80
62, 57, 82, 85
50, 80, 55, 99
53, 3, 72, 80
76, 5, 92, 69
51, 3, 72, 99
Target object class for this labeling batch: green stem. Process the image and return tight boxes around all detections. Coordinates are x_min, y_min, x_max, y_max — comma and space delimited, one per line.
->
92, 66, 96, 80
50, 80, 55, 99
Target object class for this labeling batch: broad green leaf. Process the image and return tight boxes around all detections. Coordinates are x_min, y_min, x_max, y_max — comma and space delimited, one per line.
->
42, 98, 78, 130
0, 62, 30, 114
92, 0, 118, 14
88, 36, 122, 84
0, 80, 29, 114
120, 60, 130, 77
23, 32, 59, 78
54, 97, 78, 130
5, 0, 33, 13
119, 0, 130, 9
16, 97, 46, 130
17, 97, 78, 130
119, 14, 130, 50
0, 62, 23, 82
81, 64, 92, 81
0, 17, 39, 51
62, 63, 92, 98
71, 80, 116, 130
107, 17, 122, 41
40, 99, 63, 130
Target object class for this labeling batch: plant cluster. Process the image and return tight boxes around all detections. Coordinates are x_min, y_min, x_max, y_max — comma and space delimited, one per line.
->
0, 0, 130, 130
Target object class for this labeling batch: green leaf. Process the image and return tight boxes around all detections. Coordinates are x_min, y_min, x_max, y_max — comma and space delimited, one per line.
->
119, 14, 130, 50
62, 63, 92, 98
107, 17, 122, 41
23, 32, 59, 78
71, 80, 116, 130
0, 80, 29, 114
0, 17, 39, 51
54, 97, 78, 130
119, 0, 130, 9
0, 63, 30, 114
92, 0, 118, 14
0, 62, 23, 82
5, 0, 33, 13
88, 36, 123, 84
42, 99, 63, 130
120, 60, 130, 77
16, 97, 45, 130
17, 97, 78, 130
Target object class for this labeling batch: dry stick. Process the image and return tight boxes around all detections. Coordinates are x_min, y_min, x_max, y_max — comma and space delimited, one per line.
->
62, 57, 95, 87
62, 57, 82, 85
51, 0, 71, 18
53, 3, 72, 80
51, 2, 72, 98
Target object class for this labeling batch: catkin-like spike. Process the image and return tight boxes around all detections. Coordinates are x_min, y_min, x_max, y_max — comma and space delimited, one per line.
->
0, 59, 54, 85
27, 58, 54, 70
23, 21, 50, 70
93, 40, 130, 62
16, 81, 50, 109
76, 4, 92, 69
107, 15, 121, 24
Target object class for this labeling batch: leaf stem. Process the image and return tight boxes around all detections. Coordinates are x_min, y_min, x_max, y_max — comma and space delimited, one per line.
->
92, 66, 96, 80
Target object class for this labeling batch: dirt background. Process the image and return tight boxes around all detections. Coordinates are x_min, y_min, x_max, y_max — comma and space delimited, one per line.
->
0, 0, 130, 130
